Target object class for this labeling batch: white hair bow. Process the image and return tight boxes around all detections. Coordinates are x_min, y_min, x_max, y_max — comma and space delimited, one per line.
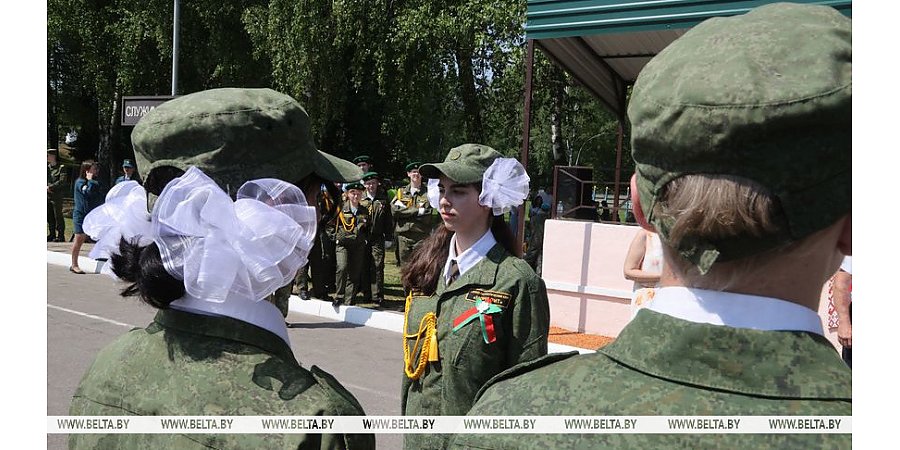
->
426, 157, 530, 216
83, 166, 317, 304
479, 158, 530, 215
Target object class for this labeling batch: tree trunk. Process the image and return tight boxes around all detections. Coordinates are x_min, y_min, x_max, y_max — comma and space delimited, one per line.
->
98, 92, 121, 186
455, 47, 484, 143
550, 72, 566, 165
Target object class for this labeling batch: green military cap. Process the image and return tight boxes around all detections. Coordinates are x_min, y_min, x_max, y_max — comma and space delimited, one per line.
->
345, 181, 364, 191
362, 171, 380, 181
353, 155, 370, 164
122, 159, 135, 168
419, 144, 502, 184
628, 3, 851, 270
405, 162, 422, 172
131, 88, 363, 191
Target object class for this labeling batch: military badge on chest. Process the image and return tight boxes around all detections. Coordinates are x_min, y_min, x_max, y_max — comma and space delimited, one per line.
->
452, 289, 511, 343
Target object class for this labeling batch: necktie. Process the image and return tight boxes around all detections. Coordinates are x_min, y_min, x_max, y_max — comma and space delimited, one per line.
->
447, 260, 460, 285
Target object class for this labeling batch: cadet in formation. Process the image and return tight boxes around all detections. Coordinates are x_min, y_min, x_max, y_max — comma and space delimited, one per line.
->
392, 162, 434, 267
333, 181, 371, 306
295, 183, 341, 302
401, 144, 550, 450
47, 148, 67, 242
452, 4, 851, 449
68, 88, 374, 450
360, 171, 392, 304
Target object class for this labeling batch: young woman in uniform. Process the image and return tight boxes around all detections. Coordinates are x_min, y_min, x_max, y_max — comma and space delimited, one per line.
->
400, 143, 550, 450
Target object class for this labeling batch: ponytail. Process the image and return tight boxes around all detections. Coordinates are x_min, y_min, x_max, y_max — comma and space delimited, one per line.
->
111, 237, 185, 309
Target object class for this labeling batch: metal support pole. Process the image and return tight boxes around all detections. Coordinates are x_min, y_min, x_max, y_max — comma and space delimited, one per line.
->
171, 0, 181, 96
517, 39, 535, 249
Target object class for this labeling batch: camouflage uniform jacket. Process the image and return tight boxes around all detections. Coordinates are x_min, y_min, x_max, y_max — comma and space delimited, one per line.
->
391, 184, 434, 240
451, 309, 852, 449
360, 195, 392, 242
334, 201, 370, 246
402, 243, 550, 450
70, 308, 375, 450
47, 163, 67, 199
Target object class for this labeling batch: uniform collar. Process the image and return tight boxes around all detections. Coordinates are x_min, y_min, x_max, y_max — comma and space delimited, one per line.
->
152, 308, 297, 364
444, 230, 497, 284
169, 293, 290, 347
600, 310, 851, 400
408, 184, 422, 195
647, 287, 824, 335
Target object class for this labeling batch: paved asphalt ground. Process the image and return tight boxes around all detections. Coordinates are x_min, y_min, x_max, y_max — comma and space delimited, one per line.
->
47, 264, 404, 450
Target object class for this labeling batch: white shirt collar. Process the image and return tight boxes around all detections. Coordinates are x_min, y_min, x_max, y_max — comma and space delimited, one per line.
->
169, 293, 291, 346
646, 287, 824, 336
443, 230, 497, 284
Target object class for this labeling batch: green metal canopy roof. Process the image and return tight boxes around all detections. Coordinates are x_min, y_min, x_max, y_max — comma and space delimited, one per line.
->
526, 0, 852, 117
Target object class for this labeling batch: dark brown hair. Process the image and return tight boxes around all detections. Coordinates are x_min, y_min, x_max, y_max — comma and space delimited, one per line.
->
400, 182, 520, 295
78, 160, 98, 179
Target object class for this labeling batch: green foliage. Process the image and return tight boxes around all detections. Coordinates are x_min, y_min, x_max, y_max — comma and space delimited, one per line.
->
49, 0, 625, 188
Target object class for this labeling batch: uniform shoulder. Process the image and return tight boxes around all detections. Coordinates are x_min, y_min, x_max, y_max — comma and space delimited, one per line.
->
495, 250, 540, 282
474, 351, 579, 402
308, 365, 367, 415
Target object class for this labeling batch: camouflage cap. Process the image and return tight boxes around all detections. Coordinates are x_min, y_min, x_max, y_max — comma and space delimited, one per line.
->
131, 88, 363, 191
419, 144, 502, 184
629, 3, 851, 270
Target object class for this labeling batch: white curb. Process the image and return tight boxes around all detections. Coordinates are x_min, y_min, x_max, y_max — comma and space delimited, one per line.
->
48, 250, 596, 355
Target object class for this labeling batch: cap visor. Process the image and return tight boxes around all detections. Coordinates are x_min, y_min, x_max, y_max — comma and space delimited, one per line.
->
315, 151, 364, 183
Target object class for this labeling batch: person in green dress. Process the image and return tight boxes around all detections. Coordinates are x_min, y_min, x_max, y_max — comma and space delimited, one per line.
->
400, 143, 549, 450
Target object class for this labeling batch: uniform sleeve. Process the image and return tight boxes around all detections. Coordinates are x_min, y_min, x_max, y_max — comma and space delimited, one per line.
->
49, 167, 66, 190
504, 273, 550, 367
81, 179, 101, 195
392, 199, 420, 219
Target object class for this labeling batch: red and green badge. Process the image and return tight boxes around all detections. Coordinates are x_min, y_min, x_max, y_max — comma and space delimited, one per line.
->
452, 299, 503, 344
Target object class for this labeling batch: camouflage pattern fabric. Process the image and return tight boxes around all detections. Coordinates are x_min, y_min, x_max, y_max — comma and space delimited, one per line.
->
629, 3, 851, 272
70, 308, 374, 449
402, 244, 550, 450
131, 88, 363, 192
450, 309, 851, 449
391, 183, 434, 265
47, 162, 67, 239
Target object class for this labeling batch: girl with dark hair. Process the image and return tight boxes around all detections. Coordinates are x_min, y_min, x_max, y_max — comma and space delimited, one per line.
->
399, 144, 550, 450
70, 161, 103, 274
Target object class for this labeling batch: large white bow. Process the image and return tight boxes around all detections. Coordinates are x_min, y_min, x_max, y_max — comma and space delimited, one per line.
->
426, 158, 530, 216
82, 166, 317, 304
83, 181, 153, 277
152, 167, 316, 303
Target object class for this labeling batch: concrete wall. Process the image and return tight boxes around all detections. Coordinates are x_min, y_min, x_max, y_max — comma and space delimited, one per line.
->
541, 219, 841, 352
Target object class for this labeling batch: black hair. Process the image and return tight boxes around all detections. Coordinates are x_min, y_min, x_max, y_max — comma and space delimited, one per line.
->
111, 237, 185, 309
